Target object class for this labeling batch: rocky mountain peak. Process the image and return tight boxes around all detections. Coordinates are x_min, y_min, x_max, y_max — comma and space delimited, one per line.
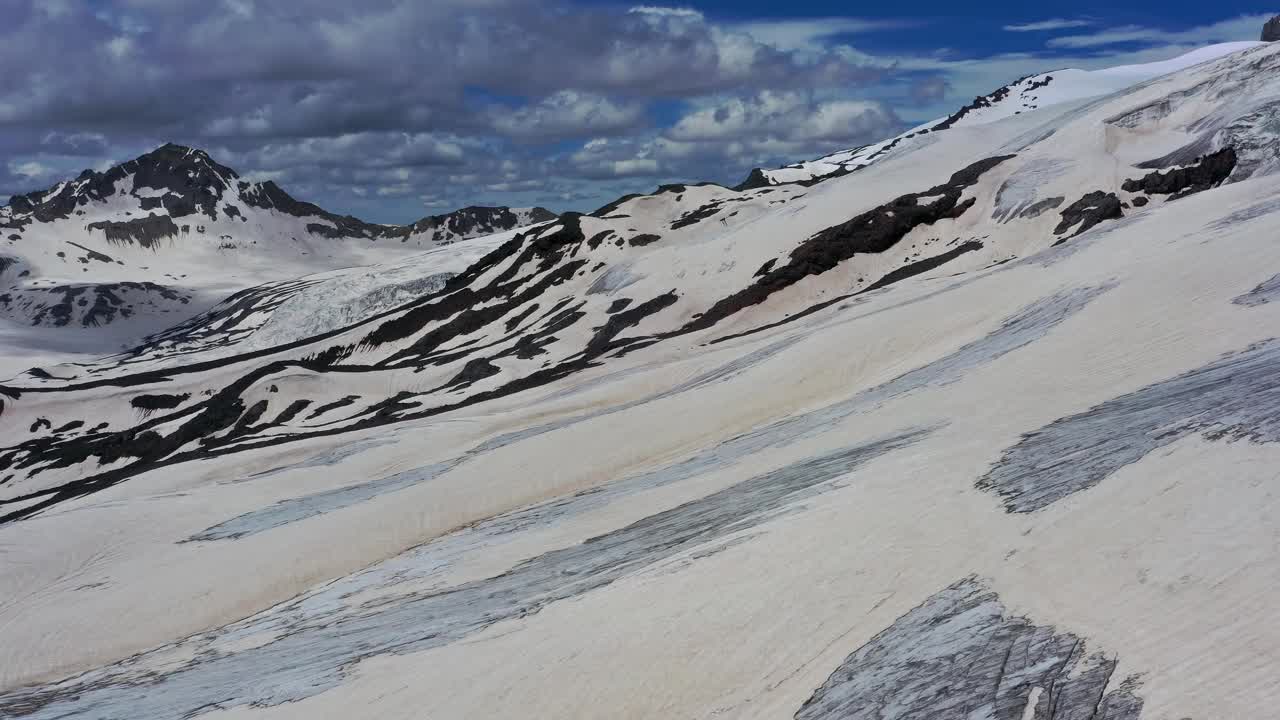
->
1264, 15, 1280, 42
4, 143, 241, 225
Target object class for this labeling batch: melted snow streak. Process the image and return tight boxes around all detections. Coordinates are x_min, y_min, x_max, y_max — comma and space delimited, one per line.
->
192, 283, 1107, 541
978, 338, 1280, 513
795, 577, 1145, 720
192, 335, 799, 541
0, 429, 931, 719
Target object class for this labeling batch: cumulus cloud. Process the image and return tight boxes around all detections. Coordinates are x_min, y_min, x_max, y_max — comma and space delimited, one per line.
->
0, 0, 897, 219
492, 91, 647, 141
561, 90, 901, 188
667, 91, 900, 145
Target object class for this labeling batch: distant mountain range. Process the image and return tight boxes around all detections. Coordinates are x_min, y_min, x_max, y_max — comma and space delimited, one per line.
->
0, 144, 555, 334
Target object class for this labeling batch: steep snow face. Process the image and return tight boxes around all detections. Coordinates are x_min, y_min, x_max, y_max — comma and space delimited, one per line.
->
1, 42, 1280, 720
0, 145, 557, 365
756, 41, 1265, 187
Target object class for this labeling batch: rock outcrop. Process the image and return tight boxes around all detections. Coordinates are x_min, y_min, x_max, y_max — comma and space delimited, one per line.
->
1264, 15, 1280, 41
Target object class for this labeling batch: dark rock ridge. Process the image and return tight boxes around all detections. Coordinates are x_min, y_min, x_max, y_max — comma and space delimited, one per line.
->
87, 214, 185, 248
589, 182, 726, 218
131, 394, 190, 412
857, 240, 984, 294
0, 282, 190, 327
1053, 191, 1124, 241
796, 577, 1146, 720
4, 143, 558, 244
1124, 147, 1237, 199
682, 155, 1015, 333
1263, 15, 1280, 41
1053, 149, 1238, 244
403, 206, 557, 245
7, 144, 238, 223
932, 73, 1050, 131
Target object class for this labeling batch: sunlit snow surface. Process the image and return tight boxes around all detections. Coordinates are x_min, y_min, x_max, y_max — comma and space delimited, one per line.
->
2, 42, 1280, 720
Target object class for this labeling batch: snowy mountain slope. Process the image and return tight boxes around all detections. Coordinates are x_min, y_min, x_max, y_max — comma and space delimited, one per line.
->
751, 41, 1264, 187
0, 145, 556, 373
1, 41, 1280, 720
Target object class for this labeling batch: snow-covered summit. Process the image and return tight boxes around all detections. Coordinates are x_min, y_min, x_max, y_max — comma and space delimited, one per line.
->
751, 41, 1265, 187
0, 145, 557, 354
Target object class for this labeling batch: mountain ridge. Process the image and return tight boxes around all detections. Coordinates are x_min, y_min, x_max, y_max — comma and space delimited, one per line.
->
3, 142, 556, 245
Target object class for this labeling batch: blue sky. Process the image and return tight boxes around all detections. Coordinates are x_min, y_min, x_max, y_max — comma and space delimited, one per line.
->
1, 1, 1274, 223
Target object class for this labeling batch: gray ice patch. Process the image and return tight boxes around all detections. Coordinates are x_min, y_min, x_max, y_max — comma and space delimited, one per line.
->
796, 577, 1145, 720
978, 338, 1280, 512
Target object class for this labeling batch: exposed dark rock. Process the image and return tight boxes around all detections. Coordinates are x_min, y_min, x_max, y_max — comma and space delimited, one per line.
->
628, 234, 661, 247
586, 231, 613, 249
66, 241, 115, 263
131, 394, 191, 412
583, 291, 678, 358
447, 358, 502, 388
606, 298, 633, 313
681, 155, 1014, 333
306, 396, 361, 421
29, 418, 51, 433
1263, 15, 1280, 41
590, 193, 645, 218
503, 303, 541, 332
858, 241, 984, 294
1132, 196, 1149, 207
6, 144, 234, 223
1122, 147, 1237, 199
671, 203, 723, 229
403, 206, 556, 243
1053, 191, 1124, 241
591, 184, 728, 219
0, 282, 189, 328
754, 258, 777, 277
268, 400, 312, 426
364, 216, 588, 359
932, 74, 1049, 131
733, 167, 773, 192
87, 214, 181, 249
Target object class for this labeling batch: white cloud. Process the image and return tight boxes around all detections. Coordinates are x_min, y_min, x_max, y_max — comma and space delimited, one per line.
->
627, 6, 704, 21
10, 160, 52, 180
492, 91, 646, 141
1003, 19, 1094, 33
105, 36, 136, 59
667, 91, 898, 144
